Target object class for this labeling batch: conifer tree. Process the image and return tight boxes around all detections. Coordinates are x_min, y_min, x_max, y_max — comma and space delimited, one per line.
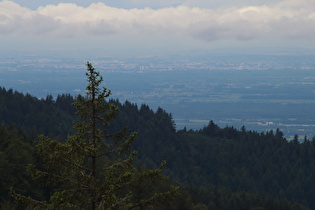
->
11, 62, 177, 210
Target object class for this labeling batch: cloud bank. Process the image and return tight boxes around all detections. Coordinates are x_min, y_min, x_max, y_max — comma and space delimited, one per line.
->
1, 0, 315, 42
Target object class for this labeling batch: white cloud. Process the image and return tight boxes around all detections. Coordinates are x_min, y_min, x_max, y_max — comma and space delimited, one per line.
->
1, 0, 315, 43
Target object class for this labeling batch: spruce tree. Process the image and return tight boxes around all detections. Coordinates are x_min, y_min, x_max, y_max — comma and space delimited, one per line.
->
11, 62, 177, 210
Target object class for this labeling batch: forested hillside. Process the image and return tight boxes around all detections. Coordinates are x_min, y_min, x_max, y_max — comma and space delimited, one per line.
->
0, 87, 75, 139
0, 86, 314, 209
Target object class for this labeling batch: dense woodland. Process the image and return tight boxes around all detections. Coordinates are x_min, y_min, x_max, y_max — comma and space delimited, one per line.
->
1, 71, 315, 209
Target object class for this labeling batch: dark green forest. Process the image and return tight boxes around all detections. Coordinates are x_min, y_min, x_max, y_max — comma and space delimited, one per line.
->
1, 69, 315, 209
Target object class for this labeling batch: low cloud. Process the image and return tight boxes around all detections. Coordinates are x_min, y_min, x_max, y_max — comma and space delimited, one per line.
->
1, 0, 315, 42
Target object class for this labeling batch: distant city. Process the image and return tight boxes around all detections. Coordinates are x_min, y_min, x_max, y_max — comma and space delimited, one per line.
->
1, 53, 315, 139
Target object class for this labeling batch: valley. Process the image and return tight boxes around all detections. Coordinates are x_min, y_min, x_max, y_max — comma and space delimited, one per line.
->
1, 53, 315, 139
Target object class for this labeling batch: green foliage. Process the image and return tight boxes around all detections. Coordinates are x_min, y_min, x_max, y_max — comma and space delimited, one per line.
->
0, 123, 46, 210
0, 87, 74, 139
10, 62, 177, 209
186, 186, 307, 210
0, 125, 31, 195
170, 123, 315, 209
2, 64, 315, 209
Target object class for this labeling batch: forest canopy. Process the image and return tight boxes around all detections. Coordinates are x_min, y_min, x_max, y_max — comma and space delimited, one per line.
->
0, 62, 314, 209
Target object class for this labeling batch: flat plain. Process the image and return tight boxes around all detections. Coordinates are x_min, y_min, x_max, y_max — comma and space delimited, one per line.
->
1, 53, 315, 138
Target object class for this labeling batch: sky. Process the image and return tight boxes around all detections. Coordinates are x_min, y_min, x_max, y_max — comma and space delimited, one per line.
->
1, 0, 315, 57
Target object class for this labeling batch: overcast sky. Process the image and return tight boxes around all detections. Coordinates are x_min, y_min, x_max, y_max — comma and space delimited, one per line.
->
1, 0, 315, 56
